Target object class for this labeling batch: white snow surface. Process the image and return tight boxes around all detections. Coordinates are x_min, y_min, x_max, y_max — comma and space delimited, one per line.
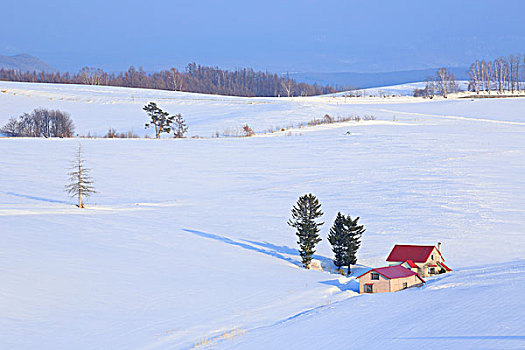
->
329, 81, 471, 97
1, 82, 524, 349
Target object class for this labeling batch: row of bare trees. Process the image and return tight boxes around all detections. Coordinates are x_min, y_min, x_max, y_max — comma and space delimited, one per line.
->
468, 54, 522, 94
414, 68, 459, 98
1, 108, 75, 137
0, 63, 339, 97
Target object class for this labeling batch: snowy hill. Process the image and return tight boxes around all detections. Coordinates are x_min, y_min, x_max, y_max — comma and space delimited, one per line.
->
0, 80, 521, 137
225, 260, 525, 349
1, 82, 524, 349
289, 67, 470, 89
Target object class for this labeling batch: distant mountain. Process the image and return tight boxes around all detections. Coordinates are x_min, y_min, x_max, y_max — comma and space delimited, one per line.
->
0, 54, 56, 72
290, 67, 470, 89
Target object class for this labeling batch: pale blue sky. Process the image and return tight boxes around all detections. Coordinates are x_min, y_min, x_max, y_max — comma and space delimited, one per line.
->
4, 0, 525, 72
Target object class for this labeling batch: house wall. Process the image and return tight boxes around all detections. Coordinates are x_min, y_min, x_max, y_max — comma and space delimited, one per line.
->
416, 247, 444, 277
359, 272, 390, 293
389, 275, 422, 292
359, 273, 423, 293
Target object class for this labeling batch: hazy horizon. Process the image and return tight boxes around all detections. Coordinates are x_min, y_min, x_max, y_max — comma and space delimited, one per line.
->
4, 0, 525, 73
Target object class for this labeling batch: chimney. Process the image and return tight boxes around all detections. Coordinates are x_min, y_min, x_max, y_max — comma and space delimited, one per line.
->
437, 242, 442, 252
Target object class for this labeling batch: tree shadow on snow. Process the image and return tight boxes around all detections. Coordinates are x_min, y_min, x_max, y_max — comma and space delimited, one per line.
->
182, 228, 302, 268
0, 191, 70, 204
241, 239, 334, 269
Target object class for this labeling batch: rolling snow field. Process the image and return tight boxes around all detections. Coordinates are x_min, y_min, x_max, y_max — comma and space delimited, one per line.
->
1, 82, 524, 349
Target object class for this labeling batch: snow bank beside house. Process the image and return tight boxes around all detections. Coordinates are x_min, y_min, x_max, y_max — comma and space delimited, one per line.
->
223, 260, 525, 350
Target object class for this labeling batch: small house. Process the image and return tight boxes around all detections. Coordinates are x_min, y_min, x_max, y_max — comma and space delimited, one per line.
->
357, 265, 425, 293
386, 243, 452, 277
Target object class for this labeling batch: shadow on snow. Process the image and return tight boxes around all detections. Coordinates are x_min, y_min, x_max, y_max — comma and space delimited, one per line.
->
182, 228, 302, 268
183, 228, 361, 292
0, 191, 70, 204
319, 278, 359, 292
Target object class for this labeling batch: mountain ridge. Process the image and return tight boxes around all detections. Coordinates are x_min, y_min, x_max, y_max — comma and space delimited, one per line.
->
0, 53, 56, 72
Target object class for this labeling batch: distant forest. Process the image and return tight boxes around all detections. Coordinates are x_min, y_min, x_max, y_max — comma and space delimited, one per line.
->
0, 63, 341, 97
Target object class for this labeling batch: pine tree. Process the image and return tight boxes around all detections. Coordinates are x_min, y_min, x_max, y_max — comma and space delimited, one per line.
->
344, 215, 365, 275
327, 212, 348, 272
143, 102, 174, 138
173, 113, 188, 138
287, 193, 324, 269
65, 144, 96, 208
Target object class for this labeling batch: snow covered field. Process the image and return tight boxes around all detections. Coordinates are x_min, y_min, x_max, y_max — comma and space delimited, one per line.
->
1, 82, 524, 349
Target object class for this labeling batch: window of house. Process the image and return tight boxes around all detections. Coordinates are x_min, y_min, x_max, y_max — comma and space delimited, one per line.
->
365, 284, 373, 293
429, 267, 436, 274
371, 272, 380, 280
431, 254, 434, 260
403, 282, 408, 289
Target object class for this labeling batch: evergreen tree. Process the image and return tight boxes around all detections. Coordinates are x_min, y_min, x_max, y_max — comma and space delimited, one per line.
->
287, 193, 324, 268
65, 144, 96, 208
344, 215, 365, 275
143, 102, 174, 138
327, 212, 348, 272
173, 113, 188, 138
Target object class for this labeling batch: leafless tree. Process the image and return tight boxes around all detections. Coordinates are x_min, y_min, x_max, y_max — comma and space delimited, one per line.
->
1, 109, 74, 137
468, 61, 481, 94
425, 77, 436, 98
65, 144, 96, 208
436, 68, 457, 98
280, 73, 293, 97
79, 66, 105, 85
170, 68, 183, 91
516, 54, 521, 92
0, 117, 19, 136
172, 113, 188, 138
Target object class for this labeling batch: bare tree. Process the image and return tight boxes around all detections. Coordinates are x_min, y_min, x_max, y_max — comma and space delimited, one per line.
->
480, 60, 487, 92
280, 73, 293, 97
169, 68, 183, 91
1, 109, 74, 137
486, 62, 493, 95
65, 144, 96, 208
425, 76, 436, 98
436, 68, 456, 98
0, 117, 19, 136
173, 113, 188, 138
79, 66, 105, 85
509, 54, 518, 93
468, 61, 481, 94
515, 54, 521, 92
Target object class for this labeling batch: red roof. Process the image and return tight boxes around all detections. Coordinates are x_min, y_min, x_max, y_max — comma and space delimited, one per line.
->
386, 244, 444, 263
357, 265, 425, 283
438, 261, 452, 271
403, 260, 418, 268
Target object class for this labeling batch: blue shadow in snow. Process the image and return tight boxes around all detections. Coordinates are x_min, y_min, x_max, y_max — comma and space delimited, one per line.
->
242, 239, 298, 255
242, 239, 334, 269
1, 191, 70, 204
319, 278, 359, 292
397, 336, 525, 341
182, 229, 302, 268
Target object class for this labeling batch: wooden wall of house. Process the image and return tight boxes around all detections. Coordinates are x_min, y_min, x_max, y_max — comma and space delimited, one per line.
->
359, 273, 390, 293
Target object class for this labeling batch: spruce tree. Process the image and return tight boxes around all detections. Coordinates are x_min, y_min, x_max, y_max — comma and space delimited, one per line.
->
328, 212, 348, 272
65, 144, 96, 208
143, 102, 175, 138
344, 215, 365, 275
287, 193, 324, 269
